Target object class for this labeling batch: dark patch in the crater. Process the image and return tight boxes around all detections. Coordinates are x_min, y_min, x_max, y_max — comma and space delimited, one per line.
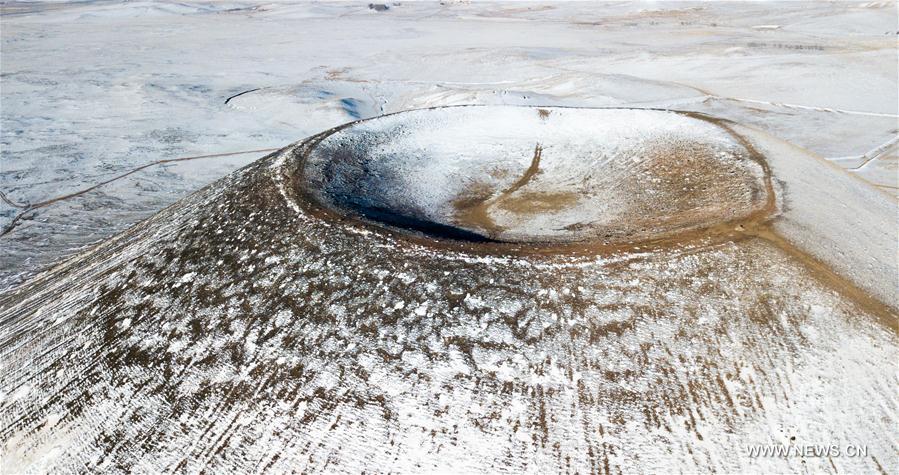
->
352, 204, 500, 243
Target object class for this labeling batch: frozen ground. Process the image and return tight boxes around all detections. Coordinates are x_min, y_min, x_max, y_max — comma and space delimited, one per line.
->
1, 0, 897, 290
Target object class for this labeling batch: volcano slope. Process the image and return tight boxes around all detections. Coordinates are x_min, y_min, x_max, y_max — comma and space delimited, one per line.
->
1, 106, 896, 473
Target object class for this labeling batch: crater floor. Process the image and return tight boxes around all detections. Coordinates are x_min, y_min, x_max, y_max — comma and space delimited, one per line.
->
303, 107, 772, 245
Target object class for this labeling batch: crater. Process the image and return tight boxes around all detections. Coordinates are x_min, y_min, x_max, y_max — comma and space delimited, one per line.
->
300, 106, 773, 245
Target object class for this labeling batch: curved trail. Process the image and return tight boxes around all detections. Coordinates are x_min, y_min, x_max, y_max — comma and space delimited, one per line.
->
0, 147, 278, 237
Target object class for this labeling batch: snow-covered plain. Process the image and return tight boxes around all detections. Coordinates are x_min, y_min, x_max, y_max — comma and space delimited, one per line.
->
1, 0, 896, 290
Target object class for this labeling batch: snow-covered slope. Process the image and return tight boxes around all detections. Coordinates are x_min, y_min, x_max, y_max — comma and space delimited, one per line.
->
1, 106, 895, 474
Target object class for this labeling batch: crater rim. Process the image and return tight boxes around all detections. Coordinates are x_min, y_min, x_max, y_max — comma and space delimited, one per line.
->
292, 105, 777, 255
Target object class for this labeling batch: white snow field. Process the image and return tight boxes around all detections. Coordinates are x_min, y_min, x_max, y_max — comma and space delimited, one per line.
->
0, 1, 897, 474
1, 0, 896, 289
